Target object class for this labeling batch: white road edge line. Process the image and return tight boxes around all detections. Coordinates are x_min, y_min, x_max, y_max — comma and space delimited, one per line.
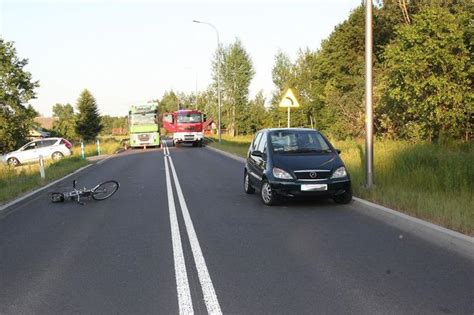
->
165, 141, 222, 315
163, 143, 194, 315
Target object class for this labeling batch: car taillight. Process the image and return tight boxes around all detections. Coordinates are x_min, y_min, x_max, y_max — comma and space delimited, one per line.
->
61, 139, 72, 149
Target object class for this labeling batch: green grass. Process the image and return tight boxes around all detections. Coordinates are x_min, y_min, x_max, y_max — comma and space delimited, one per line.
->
206, 135, 474, 235
206, 135, 252, 157
0, 157, 89, 205
73, 139, 123, 158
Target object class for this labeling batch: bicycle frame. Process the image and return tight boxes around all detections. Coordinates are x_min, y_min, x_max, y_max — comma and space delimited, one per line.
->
63, 181, 104, 204
50, 179, 119, 204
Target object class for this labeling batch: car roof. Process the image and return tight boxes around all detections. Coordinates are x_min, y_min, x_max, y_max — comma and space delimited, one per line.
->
31, 137, 61, 141
259, 128, 320, 133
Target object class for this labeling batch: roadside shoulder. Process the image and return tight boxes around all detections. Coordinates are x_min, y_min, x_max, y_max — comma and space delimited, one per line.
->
205, 145, 246, 163
352, 197, 474, 260
205, 144, 474, 259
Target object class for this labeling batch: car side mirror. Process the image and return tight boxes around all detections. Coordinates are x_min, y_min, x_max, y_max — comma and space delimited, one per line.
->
335, 149, 341, 154
251, 150, 263, 157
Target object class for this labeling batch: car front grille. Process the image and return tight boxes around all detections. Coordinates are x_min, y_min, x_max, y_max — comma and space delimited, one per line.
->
294, 170, 331, 180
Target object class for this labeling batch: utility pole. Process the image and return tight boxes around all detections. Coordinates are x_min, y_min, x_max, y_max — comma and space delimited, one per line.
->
195, 73, 198, 109
365, 0, 374, 187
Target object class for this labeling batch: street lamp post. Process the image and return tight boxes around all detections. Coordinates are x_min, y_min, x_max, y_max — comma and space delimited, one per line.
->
193, 19, 222, 143
365, 0, 374, 187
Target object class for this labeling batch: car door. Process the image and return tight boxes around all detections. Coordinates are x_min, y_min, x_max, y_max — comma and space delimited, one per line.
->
254, 132, 268, 180
18, 141, 40, 163
247, 132, 263, 185
38, 139, 58, 159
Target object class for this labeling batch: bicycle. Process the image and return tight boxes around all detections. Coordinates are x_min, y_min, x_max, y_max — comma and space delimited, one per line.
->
50, 180, 120, 205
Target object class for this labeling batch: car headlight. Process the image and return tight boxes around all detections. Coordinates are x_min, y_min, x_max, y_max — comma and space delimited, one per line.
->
331, 166, 347, 179
273, 167, 293, 179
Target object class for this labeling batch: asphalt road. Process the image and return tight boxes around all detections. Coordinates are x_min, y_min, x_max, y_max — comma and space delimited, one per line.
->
1, 141, 473, 314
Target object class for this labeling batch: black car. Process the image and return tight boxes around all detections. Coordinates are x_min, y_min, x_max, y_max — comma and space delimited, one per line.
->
244, 128, 352, 205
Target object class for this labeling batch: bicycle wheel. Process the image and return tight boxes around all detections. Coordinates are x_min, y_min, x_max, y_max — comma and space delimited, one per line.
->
50, 192, 65, 203
92, 180, 119, 201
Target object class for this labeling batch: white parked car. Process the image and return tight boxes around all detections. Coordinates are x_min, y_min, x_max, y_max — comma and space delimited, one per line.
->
2, 138, 73, 167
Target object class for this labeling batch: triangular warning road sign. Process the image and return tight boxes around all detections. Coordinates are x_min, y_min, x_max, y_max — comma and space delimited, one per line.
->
278, 88, 300, 108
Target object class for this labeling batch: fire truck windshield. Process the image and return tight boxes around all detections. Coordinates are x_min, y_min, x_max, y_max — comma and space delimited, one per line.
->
177, 113, 202, 123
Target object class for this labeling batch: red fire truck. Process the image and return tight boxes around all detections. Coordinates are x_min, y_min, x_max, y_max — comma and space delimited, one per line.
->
163, 109, 206, 147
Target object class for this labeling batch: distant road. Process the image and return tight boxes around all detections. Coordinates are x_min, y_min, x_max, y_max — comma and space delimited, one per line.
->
1, 141, 473, 314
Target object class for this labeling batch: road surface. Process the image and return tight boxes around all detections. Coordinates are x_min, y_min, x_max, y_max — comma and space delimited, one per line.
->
1, 141, 473, 314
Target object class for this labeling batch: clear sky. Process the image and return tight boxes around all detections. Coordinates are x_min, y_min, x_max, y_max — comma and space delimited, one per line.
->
1, 0, 361, 117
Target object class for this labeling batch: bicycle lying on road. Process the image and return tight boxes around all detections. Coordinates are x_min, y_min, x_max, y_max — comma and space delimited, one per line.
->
50, 180, 119, 204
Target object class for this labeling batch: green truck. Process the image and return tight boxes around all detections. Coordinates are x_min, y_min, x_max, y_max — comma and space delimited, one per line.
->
128, 102, 160, 148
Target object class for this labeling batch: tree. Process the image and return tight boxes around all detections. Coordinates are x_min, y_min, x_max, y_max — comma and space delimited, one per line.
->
381, 6, 472, 141
100, 115, 128, 135
271, 51, 295, 94
268, 51, 295, 128
75, 89, 102, 141
316, 6, 367, 138
241, 91, 267, 134
213, 39, 255, 136
196, 88, 215, 116
52, 103, 77, 140
160, 90, 180, 114
0, 38, 39, 153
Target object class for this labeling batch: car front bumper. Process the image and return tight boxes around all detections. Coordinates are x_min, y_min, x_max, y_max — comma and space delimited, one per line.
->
268, 178, 351, 198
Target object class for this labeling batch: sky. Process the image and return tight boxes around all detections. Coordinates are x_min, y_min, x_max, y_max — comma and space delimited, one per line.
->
0, 0, 362, 117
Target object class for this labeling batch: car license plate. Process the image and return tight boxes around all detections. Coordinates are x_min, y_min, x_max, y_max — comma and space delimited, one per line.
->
301, 184, 328, 191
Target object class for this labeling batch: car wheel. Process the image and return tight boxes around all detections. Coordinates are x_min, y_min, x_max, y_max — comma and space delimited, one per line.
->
52, 151, 64, 161
244, 171, 255, 194
333, 190, 353, 204
261, 180, 278, 206
7, 157, 20, 167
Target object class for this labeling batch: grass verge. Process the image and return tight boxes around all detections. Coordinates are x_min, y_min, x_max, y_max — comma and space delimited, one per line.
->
73, 139, 123, 158
206, 135, 473, 235
0, 157, 90, 205
206, 135, 252, 157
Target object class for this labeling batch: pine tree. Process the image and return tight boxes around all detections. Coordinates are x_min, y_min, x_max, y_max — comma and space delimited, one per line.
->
75, 89, 102, 141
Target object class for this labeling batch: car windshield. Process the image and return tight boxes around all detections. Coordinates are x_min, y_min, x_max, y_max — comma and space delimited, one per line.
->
270, 131, 332, 153
177, 113, 202, 123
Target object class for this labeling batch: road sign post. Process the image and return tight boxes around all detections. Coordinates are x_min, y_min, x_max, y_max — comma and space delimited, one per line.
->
39, 155, 45, 179
287, 107, 290, 128
279, 88, 300, 128
97, 139, 101, 156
